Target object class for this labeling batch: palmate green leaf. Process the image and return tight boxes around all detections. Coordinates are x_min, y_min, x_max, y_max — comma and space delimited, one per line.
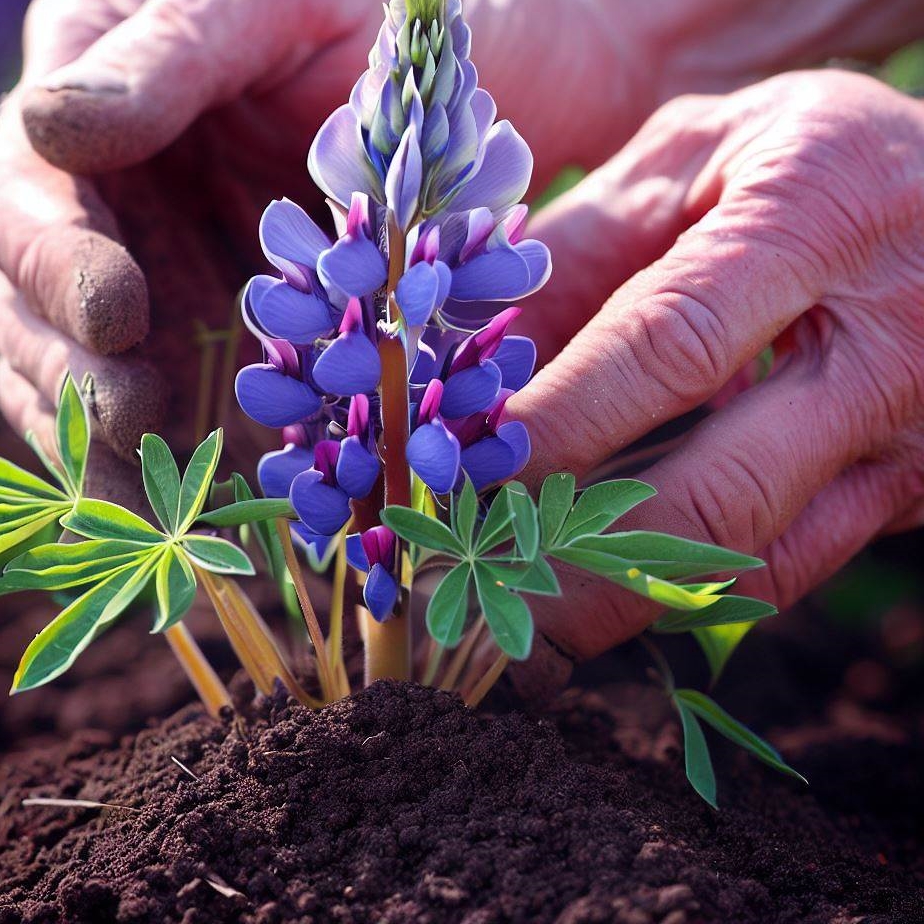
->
55, 375, 90, 496
483, 558, 561, 597
539, 472, 575, 548
381, 506, 466, 557
473, 561, 533, 660
152, 549, 197, 632
452, 477, 478, 550
182, 535, 255, 576
557, 479, 656, 545
12, 554, 161, 692
693, 623, 755, 683
0, 458, 67, 502
570, 532, 764, 580
506, 481, 539, 561
177, 429, 223, 532
63, 499, 165, 544
654, 595, 777, 632
474, 485, 515, 555
140, 433, 182, 533
196, 498, 294, 528
2, 539, 155, 593
676, 699, 717, 809
674, 690, 807, 785
426, 563, 472, 648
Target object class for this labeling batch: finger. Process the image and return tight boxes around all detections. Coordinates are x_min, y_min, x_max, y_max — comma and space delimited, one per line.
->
0, 360, 57, 459
520, 94, 728, 364
0, 101, 149, 354
0, 275, 166, 459
509, 188, 829, 485
20, 0, 364, 173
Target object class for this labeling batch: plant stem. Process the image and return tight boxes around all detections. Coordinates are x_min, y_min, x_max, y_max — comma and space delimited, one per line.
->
194, 322, 218, 445
366, 213, 413, 682
440, 616, 486, 692
274, 518, 338, 701
464, 653, 510, 709
164, 623, 232, 718
327, 530, 351, 697
195, 564, 321, 708
421, 639, 445, 687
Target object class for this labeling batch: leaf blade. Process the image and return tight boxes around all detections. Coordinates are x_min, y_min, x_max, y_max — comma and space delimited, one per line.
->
177, 429, 224, 532
558, 479, 657, 545
63, 499, 165, 544
473, 561, 534, 660
381, 506, 466, 557
182, 535, 256, 576
152, 549, 198, 632
675, 699, 718, 809
539, 472, 575, 549
140, 433, 182, 533
196, 498, 295, 528
506, 481, 539, 561
425, 563, 472, 648
55, 374, 90, 496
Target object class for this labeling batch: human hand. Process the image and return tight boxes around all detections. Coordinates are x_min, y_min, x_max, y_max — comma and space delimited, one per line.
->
507, 70, 924, 685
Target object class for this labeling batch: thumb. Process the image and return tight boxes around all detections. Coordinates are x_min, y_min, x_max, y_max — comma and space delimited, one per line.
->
20, 0, 363, 173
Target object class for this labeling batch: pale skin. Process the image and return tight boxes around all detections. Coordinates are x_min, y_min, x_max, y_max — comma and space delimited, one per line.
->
1, 0, 923, 687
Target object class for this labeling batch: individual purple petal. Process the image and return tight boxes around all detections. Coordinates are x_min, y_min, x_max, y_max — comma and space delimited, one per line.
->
470, 88, 497, 139
259, 199, 331, 289
516, 238, 553, 292
258, 445, 315, 499
386, 121, 423, 231
497, 421, 531, 473
504, 205, 529, 244
449, 121, 533, 214
346, 533, 369, 572
407, 420, 461, 494
235, 364, 321, 428
264, 339, 301, 377
459, 208, 496, 263
422, 102, 450, 163
290, 470, 352, 536
364, 563, 399, 622
441, 362, 503, 419
410, 224, 441, 265
449, 246, 532, 301
396, 261, 440, 325
292, 522, 335, 560
460, 436, 516, 492
492, 336, 537, 392
308, 104, 381, 207
316, 234, 387, 304
313, 299, 382, 396
336, 436, 380, 499
246, 275, 333, 344
434, 261, 452, 308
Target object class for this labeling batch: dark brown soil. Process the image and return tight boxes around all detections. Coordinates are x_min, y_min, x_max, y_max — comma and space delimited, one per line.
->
1, 675, 921, 924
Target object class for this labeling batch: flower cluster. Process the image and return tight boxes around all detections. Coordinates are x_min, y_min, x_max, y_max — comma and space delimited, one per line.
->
236, 0, 550, 621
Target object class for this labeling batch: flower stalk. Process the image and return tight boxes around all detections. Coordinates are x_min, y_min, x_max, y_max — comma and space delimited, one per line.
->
164, 623, 232, 718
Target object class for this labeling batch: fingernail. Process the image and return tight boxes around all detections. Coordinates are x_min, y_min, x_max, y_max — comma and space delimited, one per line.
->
39, 72, 128, 95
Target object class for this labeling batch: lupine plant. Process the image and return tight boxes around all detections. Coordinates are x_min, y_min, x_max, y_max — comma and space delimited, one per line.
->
0, 0, 806, 807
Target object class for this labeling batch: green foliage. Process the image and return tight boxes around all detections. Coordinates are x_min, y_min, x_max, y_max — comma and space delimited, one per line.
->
385, 473, 776, 662
1, 380, 286, 693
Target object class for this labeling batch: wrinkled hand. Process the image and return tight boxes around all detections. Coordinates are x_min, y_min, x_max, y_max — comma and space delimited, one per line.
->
509, 70, 924, 686
0, 0, 378, 492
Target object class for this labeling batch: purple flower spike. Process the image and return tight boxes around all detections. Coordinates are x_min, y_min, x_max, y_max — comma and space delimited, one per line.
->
290, 469, 352, 537
258, 444, 315, 499
312, 298, 382, 396
385, 82, 424, 230
235, 364, 321, 428
260, 198, 332, 290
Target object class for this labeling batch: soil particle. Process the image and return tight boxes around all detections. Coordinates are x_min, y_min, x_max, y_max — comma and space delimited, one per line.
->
1, 681, 921, 924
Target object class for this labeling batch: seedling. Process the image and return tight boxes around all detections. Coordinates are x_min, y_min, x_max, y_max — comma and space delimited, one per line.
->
0, 0, 805, 806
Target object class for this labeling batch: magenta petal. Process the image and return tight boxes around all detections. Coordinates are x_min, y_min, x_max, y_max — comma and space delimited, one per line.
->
308, 104, 382, 207
336, 436, 380, 499
492, 336, 537, 392
290, 470, 352, 536
441, 362, 503, 419
259, 199, 331, 288
407, 420, 461, 495
313, 331, 382, 396
235, 365, 321, 428
247, 276, 333, 344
